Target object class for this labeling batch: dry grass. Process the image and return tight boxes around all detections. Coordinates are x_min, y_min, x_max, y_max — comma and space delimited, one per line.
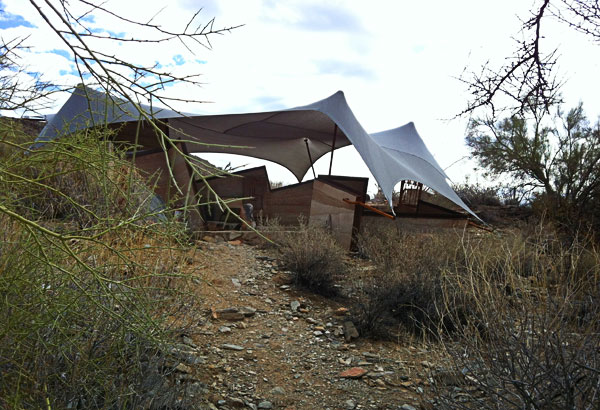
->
351, 222, 600, 408
0, 125, 205, 408
275, 217, 347, 296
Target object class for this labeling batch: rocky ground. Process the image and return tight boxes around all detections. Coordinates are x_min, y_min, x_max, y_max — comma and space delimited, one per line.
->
165, 239, 458, 410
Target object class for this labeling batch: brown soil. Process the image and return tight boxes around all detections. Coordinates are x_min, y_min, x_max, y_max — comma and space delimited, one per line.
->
175, 239, 445, 410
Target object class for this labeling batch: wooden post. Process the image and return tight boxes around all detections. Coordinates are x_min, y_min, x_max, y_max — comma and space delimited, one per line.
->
399, 180, 405, 205
416, 182, 423, 214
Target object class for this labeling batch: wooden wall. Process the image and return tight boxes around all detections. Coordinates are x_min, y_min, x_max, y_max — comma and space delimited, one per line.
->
309, 180, 357, 250
362, 215, 469, 232
199, 166, 364, 249
267, 182, 314, 224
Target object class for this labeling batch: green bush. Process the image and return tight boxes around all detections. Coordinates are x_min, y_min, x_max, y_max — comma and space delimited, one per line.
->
0, 123, 203, 408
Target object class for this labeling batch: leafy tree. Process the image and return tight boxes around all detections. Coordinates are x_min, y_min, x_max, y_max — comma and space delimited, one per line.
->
467, 104, 600, 230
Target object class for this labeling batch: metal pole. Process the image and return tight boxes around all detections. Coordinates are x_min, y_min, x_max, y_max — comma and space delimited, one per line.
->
304, 138, 317, 179
328, 124, 338, 175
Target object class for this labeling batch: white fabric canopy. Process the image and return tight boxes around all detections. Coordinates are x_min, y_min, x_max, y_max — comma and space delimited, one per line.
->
37, 85, 478, 219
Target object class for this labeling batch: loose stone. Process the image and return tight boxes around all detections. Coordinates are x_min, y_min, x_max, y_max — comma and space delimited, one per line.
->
258, 400, 273, 409
221, 343, 244, 351
339, 367, 368, 379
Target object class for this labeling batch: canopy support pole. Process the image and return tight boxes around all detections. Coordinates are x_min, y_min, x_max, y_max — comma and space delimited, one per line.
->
304, 138, 317, 179
328, 124, 338, 175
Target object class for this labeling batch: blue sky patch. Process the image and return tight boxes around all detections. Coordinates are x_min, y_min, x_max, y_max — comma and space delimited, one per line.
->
107, 30, 126, 38
173, 54, 185, 66
412, 45, 425, 54
0, 7, 35, 29
81, 15, 95, 24
50, 49, 71, 59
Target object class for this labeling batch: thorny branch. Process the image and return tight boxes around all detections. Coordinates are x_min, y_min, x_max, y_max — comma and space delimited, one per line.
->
0, 37, 56, 114
459, 0, 600, 118
28, 0, 242, 110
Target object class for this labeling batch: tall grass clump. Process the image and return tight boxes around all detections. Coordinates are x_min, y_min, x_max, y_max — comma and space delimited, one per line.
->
353, 226, 474, 338
435, 228, 600, 409
355, 221, 600, 407
0, 121, 205, 408
276, 217, 347, 296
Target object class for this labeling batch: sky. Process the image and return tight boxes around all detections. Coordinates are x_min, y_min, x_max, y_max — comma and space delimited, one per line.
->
1, 0, 600, 195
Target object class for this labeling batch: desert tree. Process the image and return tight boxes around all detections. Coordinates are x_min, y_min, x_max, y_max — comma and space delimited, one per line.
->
460, 0, 600, 230
459, 0, 600, 117
467, 103, 600, 230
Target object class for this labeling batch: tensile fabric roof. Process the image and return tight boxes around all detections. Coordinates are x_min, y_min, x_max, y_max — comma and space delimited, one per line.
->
37, 84, 478, 218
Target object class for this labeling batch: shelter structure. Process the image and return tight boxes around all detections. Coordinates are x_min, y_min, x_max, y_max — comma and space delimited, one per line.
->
37, 85, 479, 247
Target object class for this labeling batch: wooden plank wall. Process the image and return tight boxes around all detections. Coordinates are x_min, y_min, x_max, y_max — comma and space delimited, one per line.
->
195, 166, 366, 249
266, 182, 313, 224
309, 180, 357, 250
362, 215, 469, 232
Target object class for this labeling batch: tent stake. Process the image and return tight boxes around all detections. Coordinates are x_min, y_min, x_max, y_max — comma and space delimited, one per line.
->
328, 124, 338, 175
304, 138, 317, 179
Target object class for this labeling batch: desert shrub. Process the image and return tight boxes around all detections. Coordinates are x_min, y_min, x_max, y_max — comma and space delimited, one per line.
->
0, 123, 206, 408
353, 227, 477, 338
428, 228, 600, 408
277, 218, 347, 296
454, 182, 503, 207
1, 127, 165, 228
356, 222, 600, 406
352, 224, 599, 339
436, 299, 600, 409
352, 270, 473, 339
436, 280, 600, 408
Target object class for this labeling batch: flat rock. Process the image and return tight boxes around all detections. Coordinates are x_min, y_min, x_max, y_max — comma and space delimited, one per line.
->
335, 307, 349, 316
339, 367, 368, 379
270, 386, 285, 395
182, 335, 196, 348
221, 343, 244, 351
290, 300, 301, 312
258, 401, 273, 409
227, 397, 245, 407
217, 311, 245, 321
344, 399, 356, 409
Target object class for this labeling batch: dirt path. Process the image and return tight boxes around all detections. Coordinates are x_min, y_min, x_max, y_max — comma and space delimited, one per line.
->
177, 240, 439, 410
